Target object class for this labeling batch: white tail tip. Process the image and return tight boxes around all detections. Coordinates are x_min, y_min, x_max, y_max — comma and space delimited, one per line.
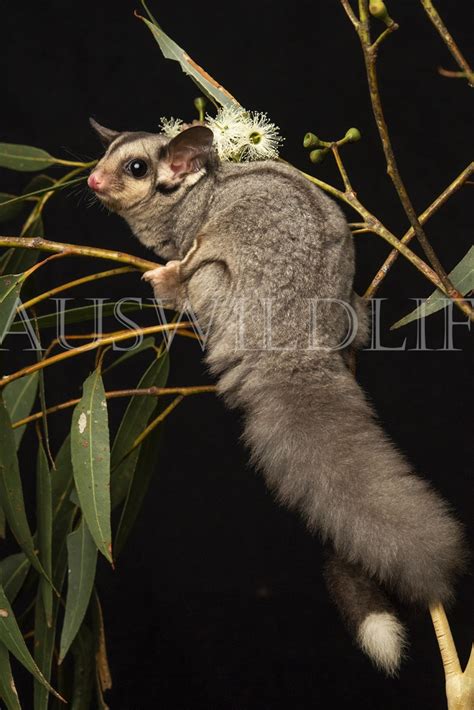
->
357, 611, 408, 676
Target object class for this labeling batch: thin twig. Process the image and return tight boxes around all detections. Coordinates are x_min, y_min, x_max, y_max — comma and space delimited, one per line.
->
19, 267, 136, 311
0, 236, 159, 272
350, 0, 473, 320
12, 385, 216, 429
365, 162, 474, 297
420, 0, 474, 87
0, 323, 189, 389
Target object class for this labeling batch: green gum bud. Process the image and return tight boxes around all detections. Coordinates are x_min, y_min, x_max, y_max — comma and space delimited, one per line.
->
309, 148, 329, 164
303, 132, 321, 149
369, 0, 393, 26
345, 127, 361, 143
194, 96, 207, 120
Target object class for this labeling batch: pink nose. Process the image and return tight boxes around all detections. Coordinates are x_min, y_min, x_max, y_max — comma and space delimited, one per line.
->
87, 172, 103, 191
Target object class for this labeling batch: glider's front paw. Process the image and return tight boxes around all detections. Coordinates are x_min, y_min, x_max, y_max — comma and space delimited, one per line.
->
142, 261, 182, 302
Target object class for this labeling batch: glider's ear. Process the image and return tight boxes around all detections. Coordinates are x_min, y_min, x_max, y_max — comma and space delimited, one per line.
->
158, 126, 214, 188
89, 117, 121, 147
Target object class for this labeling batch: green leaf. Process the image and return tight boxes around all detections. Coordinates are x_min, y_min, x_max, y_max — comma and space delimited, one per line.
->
0, 144, 57, 172
71, 370, 112, 562
0, 505, 5, 539
59, 520, 97, 664
91, 590, 112, 703
111, 352, 169, 509
70, 626, 94, 710
0, 273, 23, 345
391, 246, 474, 329
0, 399, 52, 584
0, 554, 30, 605
0, 642, 21, 710
52, 437, 76, 548
115, 427, 163, 557
0, 194, 25, 223
33, 589, 60, 710
3, 372, 39, 449
10, 301, 156, 333
36, 444, 53, 627
138, 8, 240, 109
0, 584, 63, 701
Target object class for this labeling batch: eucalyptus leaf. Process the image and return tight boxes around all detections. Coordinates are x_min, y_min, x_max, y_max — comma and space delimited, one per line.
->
391, 246, 474, 329
0, 143, 57, 172
0, 194, 25, 223
0, 553, 30, 604
70, 626, 94, 710
0, 584, 63, 700
3, 372, 39, 449
0, 642, 21, 710
0, 506, 5, 539
0, 273, 23, 345
37, 444, 53, 627
59, 520, 97, 664
52, 436, 76, 548
71, 370, 112, 562
138, 10, 240, 109
0, 399, 52, 584
111, 351, 169, 509
33, 590, 60, 710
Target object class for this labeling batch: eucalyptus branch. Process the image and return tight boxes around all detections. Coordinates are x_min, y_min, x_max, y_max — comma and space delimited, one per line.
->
430, 603, 474, 710
0, 323, 189, 389
420, 0, 474, 87
301, 170, 448, 293
346, 0, 473, 320
0, 236, 159, 272
19, 267, 136, 311
12, 385, 216, 429
366, 162, 474, 296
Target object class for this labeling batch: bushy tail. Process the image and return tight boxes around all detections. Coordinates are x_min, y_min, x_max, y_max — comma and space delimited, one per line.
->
324, 552, 407, 674
240, 355, 466, 671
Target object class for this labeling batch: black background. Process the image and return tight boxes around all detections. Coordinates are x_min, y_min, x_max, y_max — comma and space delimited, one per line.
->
1, 1, 473, 708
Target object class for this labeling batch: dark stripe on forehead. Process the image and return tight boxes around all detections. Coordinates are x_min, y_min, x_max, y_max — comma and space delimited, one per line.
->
107, 132, 153, 157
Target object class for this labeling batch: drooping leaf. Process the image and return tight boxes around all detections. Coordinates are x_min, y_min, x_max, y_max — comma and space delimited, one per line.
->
3, 372, 39, 449
0, 553, 30, 604
137, 9, 240, 109
59, 520, 97, 664
71, 370, 112, 562
0, 273, 23, 344
0, 143, 57, 172
115, 427, 163, 557
0, 194, 25, 223
391, 246, 474, 329
70, 626, 94, 710
33, 589, 60, 710
0, 642, 21, 710
0, 584, 63, 700
91, 590, 112, 697
111, 351, 169, 509
36, 444, 53, 627
0, 399, 52, 584
52, 436, 77, 548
